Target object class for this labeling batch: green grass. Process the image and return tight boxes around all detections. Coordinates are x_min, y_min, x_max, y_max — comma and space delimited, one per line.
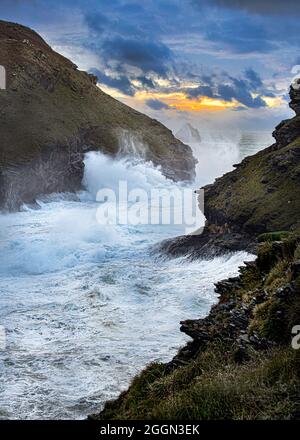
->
205, 135, 300, 234
99, 344, 300, 420
97, 235, 300, 420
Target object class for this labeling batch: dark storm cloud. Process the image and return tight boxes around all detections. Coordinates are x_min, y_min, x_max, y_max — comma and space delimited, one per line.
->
1, 0, 287, 107
208, 0, 300, 15
217, 70, 267, 108
188, 85, 215, 98
136, 76, 155, 89
81, 5, 175, 96
100, 37, 173, 77
85, 12, 109, 34
146, 99, 170, 110
189, 0, 300, 54
185, 69, 267, 108
205, 18, 275, 53
244, 68, 263, 88
218, 81, 266, 108
89, 68, 136, 96
293, 57, 300, 67
0, 0, 35, 5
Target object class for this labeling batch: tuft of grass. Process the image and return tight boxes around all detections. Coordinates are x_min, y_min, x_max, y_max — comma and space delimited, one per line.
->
249, 235, 300, 344
257, 241, 279, 271
294, 244, 300, 260
265, 259, 289, 291
258, 231, 291, 243
98, 345, 300, 420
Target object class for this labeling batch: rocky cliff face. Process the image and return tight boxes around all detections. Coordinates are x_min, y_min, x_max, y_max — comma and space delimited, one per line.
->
0, 20, 196, 209
203, 83, 300, 236
160, 82, 300, 258
91, 84, 300, 421
95, 234, 300, 420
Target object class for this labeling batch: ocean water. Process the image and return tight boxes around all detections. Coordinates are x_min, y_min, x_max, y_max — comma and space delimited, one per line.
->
0, 131, 270, 419
188, 130, 273, 186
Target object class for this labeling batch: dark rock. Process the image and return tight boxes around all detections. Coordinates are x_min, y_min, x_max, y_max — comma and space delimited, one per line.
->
291, 260, 300, 279
260, 177, 269, 184
88, 73, 98, 85
232, 345, 250, 364
275, 283, 295, 299
163, 80, 300, 261
157, 227, 256, 259
290, 80, 300, 115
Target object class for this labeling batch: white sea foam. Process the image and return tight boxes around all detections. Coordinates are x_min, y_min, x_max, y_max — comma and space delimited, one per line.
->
0, 134, 265, 419
81, 151, 175, 200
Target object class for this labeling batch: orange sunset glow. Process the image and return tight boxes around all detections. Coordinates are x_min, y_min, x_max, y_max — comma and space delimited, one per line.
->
162, 94, 240, 111
98, 84, 283, 112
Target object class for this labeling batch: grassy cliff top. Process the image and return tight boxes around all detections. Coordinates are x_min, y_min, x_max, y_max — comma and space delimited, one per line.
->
202, 84, 300, 236
204, 134, 300, 235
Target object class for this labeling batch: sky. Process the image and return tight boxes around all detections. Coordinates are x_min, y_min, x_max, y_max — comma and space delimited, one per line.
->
1, 0, 300, 132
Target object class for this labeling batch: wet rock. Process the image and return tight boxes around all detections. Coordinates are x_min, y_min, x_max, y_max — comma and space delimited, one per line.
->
157, 227, 256, 259
248, 332, 272, 350
275, 283, 295, 299
291, 260, 300, 279
215, 277, 242, 295
238, 334, 250, 344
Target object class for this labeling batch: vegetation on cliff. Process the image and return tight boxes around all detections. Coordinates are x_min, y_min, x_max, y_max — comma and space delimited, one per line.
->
159, 81, 300, 259
0, 20, 195, 209
95, 234, 300, 420
93, 82, 300, 420
204, 135, 300, 235
203, 82, 300, 237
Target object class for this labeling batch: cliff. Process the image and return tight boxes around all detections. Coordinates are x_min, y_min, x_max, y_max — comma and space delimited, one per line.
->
203, 107, 300, 236
160, 81, 300, 258
95, 231, 300, 420
0, 20, 196, 209
92, 83, 300, 420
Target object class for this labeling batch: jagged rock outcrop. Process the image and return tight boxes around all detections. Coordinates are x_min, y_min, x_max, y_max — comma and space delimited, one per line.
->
203, 83, 300, 236
160, 82, 300, 257
91, 83, 300, 421
0, 20, 196, 209
289, 79, 300, 115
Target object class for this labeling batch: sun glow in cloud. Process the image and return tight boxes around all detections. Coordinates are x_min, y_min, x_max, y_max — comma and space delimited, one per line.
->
98, 83, 285, 112
262, 96, 285, 108
135, 90, 241, 111
167, 95, 240, 111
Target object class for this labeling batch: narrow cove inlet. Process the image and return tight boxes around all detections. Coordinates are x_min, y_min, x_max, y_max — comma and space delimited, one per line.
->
0, 137, 268, 419
1, 4, 300, 427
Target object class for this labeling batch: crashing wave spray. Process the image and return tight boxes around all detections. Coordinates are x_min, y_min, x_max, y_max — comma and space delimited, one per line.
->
117, 129, 147, 159
81, 151, 172, 199
175, 123, 240, 186
81, 152, 204, 233
0, 141, 256, 419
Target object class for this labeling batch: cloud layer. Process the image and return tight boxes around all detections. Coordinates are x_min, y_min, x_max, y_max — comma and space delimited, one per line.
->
1, 0, 296, 115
